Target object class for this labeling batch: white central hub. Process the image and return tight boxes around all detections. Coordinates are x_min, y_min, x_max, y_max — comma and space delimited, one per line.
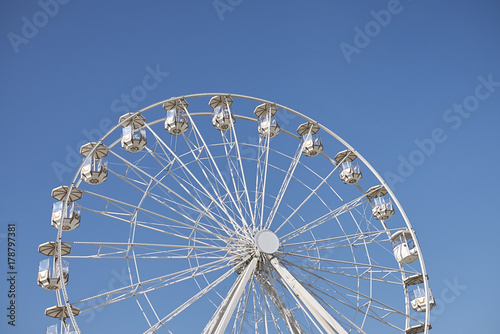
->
255, 229, 280, 254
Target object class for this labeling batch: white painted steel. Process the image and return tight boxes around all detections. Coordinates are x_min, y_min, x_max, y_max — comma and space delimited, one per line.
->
270, 257, 348, 334
255, 230, 280, 254
208, 257, 258, 334
43, 93, 432, 333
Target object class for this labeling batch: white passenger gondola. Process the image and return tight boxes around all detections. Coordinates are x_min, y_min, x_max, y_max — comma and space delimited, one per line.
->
334, 150, 362, 184
410, 286, 436, 312
120, 113, 147, 152
366, 185, 395, 220
50, 186, 82, 231
254, 103, 280, 138
51, 201, 80, 231
391, 230, 419, 264
297, 122, 323, 157
38, 258, 69, 290
80, 142, 108, 184
209, 95, 235, 130
404, 274, 436, 313
163, 98, 189, 135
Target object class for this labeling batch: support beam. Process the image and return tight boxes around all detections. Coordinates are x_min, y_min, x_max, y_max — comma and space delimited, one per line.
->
258, 274, 305, 334
269, 258, 348, 334
204, 257, 258, 334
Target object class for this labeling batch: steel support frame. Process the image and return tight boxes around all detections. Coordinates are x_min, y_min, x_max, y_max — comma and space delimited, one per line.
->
269, 257, 348, 334
204, 257, 258, 334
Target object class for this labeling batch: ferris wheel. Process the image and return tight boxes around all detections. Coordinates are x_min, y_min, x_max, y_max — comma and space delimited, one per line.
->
38, 93, 434, 334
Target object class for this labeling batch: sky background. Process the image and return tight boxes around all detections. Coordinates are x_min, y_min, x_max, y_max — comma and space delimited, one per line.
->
1, 0, 499, 333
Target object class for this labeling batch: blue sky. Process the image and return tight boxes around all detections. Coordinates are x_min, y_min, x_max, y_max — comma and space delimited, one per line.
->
1, 0, 499, 333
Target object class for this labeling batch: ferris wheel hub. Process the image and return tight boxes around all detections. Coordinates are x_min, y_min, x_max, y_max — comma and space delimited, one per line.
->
255, 229, 280, 254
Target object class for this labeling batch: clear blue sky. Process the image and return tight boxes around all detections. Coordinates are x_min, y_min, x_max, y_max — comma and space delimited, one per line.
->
1, 0, 499, 333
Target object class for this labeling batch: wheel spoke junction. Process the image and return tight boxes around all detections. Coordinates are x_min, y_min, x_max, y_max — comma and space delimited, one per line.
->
39, 94, 433, 334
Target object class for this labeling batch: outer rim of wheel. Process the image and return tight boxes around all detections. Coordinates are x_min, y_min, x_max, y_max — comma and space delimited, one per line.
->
53, 93, 431, 334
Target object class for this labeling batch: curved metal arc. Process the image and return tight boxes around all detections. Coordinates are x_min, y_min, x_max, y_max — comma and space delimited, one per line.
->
55, 93, 429, 333
183, 93, 430, 331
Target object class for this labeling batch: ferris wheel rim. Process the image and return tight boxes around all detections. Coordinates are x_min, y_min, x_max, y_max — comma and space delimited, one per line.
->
48, 93, 432, 334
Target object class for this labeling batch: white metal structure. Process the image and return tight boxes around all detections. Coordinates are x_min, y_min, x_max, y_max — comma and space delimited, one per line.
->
40, 93, 433, 333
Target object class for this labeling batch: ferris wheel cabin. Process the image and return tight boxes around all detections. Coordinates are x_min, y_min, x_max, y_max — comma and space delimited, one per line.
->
163, 98, 189, 135
334, 150, 362, 184
50, 186, 82, 231
80, 142, 109, 185
51, 201, 80, 231
411, 286, 436, 312
38, 258, 69, 290
254, 103, 280, 138
405, 274, 436, 313
391, 230, 419, 264
297, 122, 323, 157
120, 113, 147, 152
209, 95, 236, 130
366, 185, 395, 220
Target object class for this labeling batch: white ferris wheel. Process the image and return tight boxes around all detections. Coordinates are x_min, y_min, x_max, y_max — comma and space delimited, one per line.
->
38, 93, 434, 334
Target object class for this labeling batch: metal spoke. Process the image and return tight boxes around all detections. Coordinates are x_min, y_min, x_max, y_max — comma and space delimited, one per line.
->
143, 264, 238, 334
182, 107, 249, 229
44, 93, 430, 334
264, 140, 303, 230
220, 125, 255, 227
73, 256, 231, 312
279, 193, 370, 244
144, 123, 244, 235
254, 133, 271, 230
